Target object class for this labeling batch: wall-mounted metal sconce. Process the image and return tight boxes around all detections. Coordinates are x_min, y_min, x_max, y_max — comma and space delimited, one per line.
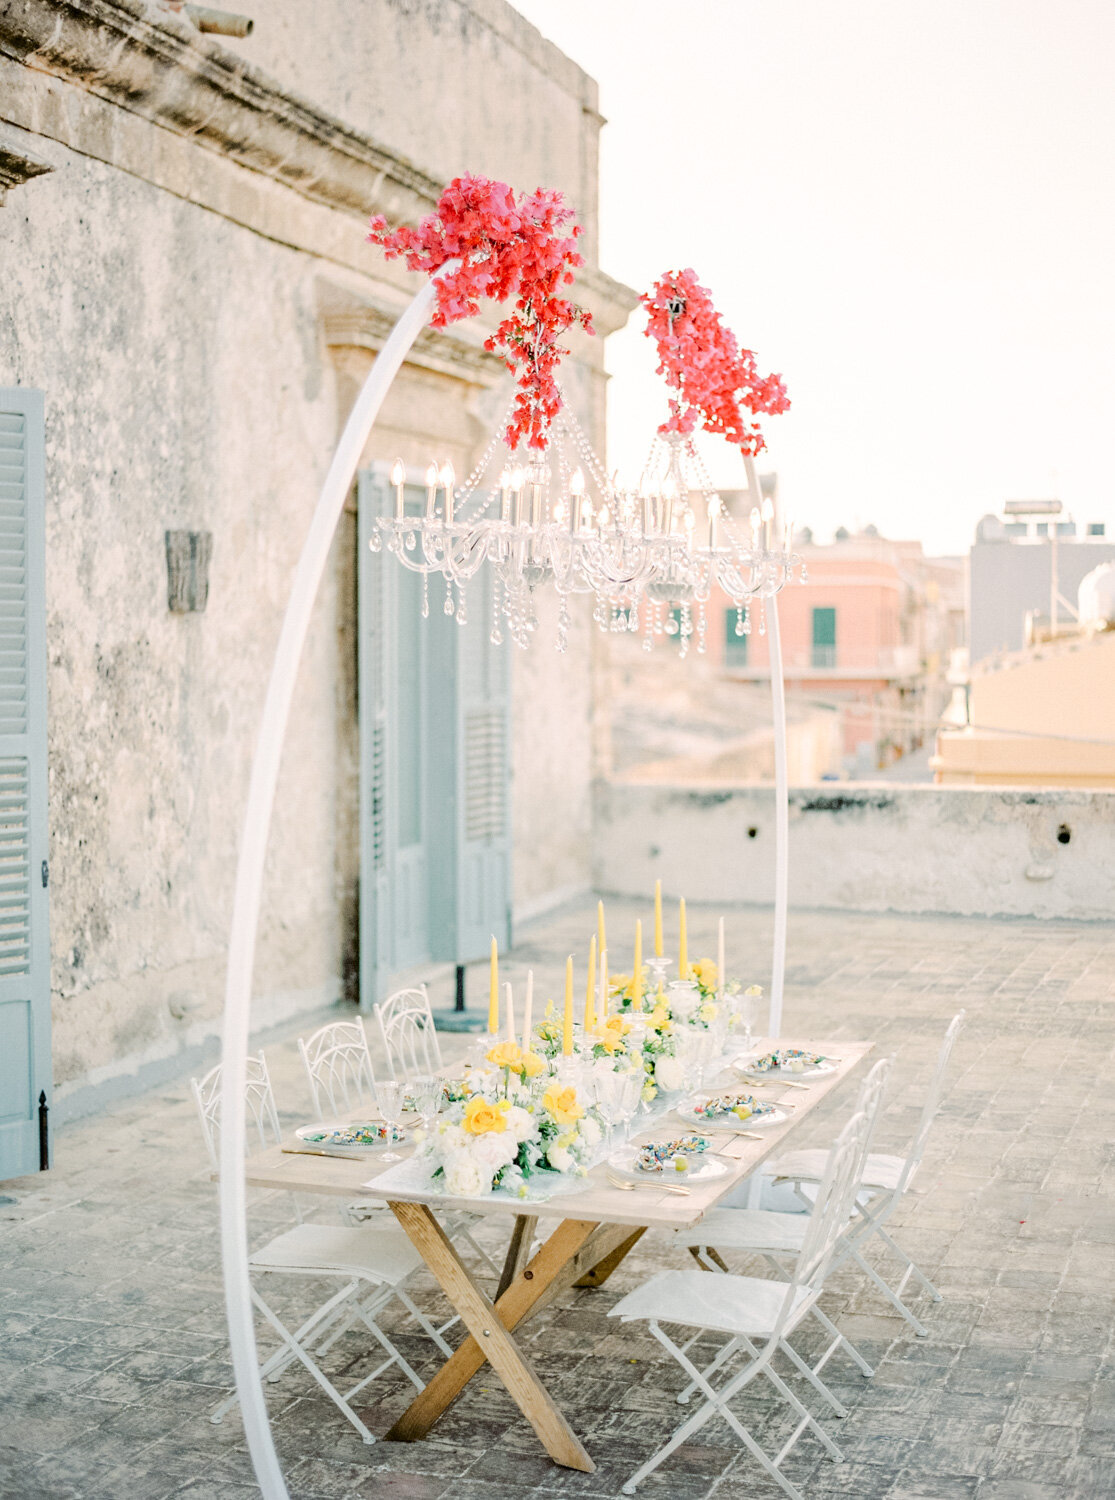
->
165, 530, 213, 613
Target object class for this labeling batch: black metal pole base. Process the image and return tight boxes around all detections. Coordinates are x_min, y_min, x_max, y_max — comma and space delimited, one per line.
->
431, 963, 487, 1032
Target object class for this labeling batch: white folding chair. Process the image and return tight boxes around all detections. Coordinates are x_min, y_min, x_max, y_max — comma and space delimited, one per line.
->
769, 1011, 965, 1337
190, 1054, 452, 1445
374, 985, 443, 1079
610, 1110, 871, 1499
674, 1056, 894, 1389
298, 1015, 379, 1118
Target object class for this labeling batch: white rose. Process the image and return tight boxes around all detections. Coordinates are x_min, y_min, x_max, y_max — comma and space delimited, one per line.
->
547, 1144, 573, 1173
471, 1133, 518, 1172
439, 1123, 468, 1151
655, 1056, 685, 1092
578, 1115, 602, 1147
505, 1106, 535, 1143
443, 1153, 487, 1197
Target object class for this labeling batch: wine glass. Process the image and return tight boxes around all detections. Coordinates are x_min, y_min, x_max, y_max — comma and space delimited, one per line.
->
410, 1073, 440, 1135
375, 1079, 406, 1161
593, 1071, 624, 1155
739, 991, 764, 1055
619, 1069, 644, 1139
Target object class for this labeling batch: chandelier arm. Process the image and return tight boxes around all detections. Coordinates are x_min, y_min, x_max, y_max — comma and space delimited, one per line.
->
218, 269, 453, 1500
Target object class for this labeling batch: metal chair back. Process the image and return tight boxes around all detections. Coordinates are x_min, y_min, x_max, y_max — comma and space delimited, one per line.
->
298, 1016, 377, 1117
375, 986, 442, 1079
191, 1051, 282, 1167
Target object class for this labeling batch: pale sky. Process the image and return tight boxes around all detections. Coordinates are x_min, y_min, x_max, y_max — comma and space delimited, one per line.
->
511, 0, 1115, 555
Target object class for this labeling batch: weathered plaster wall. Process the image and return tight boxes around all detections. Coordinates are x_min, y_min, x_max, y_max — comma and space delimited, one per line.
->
0, 141, 345, 1096
219, 0, 601, 255
594, 781, 1115, 922
0, 1, 634, 1107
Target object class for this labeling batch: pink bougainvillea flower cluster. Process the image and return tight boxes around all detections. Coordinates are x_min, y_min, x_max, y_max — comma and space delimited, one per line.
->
368, 174, 593, 450
642, 268, 789, 456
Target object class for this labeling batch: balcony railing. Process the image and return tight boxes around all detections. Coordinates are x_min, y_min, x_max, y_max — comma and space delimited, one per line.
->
724, 644, 922, 678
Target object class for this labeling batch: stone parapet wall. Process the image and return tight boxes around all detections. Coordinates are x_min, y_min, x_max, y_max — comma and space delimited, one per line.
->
594, 780, 1115, 922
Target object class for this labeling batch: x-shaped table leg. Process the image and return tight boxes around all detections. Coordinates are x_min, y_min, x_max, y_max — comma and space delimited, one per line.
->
386, 1204, 640, 1469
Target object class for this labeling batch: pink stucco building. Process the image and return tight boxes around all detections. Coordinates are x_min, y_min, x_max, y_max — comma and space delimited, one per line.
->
710, 530, 964, 772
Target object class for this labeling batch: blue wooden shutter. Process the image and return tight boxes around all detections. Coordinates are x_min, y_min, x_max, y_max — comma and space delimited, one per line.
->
454, 567, 510, 962
357, 471, 393, 1006
0, 389, 50, 1179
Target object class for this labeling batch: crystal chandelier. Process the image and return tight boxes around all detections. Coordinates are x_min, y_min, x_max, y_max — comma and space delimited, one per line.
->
369, 386, 803, 653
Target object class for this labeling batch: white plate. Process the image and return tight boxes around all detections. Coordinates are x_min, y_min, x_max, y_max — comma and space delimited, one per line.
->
295, 1122, 407, 1154
676, 1101, 787, 1129
608, 1145, 731, 1185
737, 1055, 836, 1080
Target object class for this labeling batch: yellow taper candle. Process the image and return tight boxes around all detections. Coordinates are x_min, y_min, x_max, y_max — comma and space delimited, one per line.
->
585, 934, 597, 1032
678, 898, 688, 978
633, 919, 643, 1011
600, 947, 609, 1020
654, 879, 663, 958
597, 900, 607, 960
563, 955, 574, 1055
488, 935, 499, 1034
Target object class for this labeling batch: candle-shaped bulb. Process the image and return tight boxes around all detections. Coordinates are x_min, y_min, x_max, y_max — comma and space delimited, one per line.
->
598, 505, 611, 529
425, 461, 439, 518
440, 461, 455, 524
569, 466, 585, 497
511, 466, 524, 491
761, 496, 774, 522
750, 505, 761, 537
390, 458, 406, 487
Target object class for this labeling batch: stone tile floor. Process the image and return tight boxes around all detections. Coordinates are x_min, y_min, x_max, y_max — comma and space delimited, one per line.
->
2, 901, 1114, 1499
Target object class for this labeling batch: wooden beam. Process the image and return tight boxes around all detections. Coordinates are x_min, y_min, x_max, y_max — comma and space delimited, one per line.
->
496, 1214, 538, 1300
574, 1227, 646, 1288
387, 1202, 595, 1471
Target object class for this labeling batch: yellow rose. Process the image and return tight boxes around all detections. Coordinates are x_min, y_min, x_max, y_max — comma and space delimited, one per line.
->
699, 1001, 719, 1023
594, 1014, 630, 1053
521, 1050, 546, 1078
745, 984, 763, 997
649, 1004, 671, 1033
486, 1041, 523, 1071
542, 1085, 584, 1127
694, 959, 719, 991
462, 1097, 509, 1135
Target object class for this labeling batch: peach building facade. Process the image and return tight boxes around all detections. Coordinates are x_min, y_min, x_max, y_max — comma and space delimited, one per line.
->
710, 532, 962, 772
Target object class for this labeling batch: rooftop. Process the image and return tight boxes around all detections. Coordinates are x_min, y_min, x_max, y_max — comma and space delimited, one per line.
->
2, 901, 1113, 1500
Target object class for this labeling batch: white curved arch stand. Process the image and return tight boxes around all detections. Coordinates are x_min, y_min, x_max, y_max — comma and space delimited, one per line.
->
741, 452, 789, 1039
217, 275, 793, 1497
218, 276, 442, 1499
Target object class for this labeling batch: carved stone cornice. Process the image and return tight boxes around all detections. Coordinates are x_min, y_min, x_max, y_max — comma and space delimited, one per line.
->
0, 0, 442, 225
0, 123, 52, 201
323, 303, 506, 387
0, 0, 639, 327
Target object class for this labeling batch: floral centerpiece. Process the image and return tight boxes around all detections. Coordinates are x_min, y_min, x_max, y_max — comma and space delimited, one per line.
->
416, 1042, 602, 1198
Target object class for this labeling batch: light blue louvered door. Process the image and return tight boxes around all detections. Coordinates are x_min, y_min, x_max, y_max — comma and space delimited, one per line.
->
452, 563, 511, 964
357, 467, 510, 1008
0, 390, 50, 1181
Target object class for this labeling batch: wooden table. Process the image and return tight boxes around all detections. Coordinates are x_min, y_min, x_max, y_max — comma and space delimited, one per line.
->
244, 1038, 872, 1473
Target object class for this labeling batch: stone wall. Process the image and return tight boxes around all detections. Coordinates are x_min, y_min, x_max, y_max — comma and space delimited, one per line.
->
594, 780, 1115, 922
0, 0, 635, 1111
